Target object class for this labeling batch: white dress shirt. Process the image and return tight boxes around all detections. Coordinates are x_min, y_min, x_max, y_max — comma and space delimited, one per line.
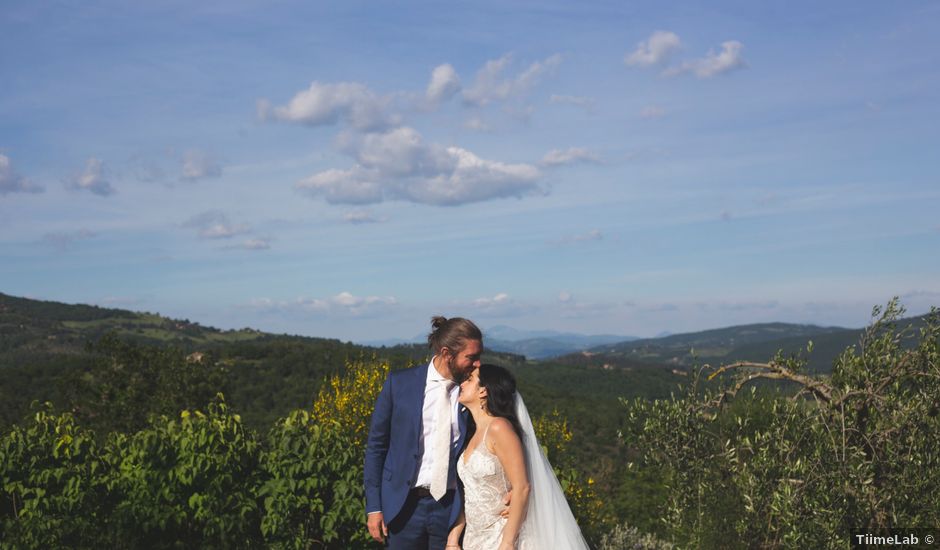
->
414, 356, 460, 490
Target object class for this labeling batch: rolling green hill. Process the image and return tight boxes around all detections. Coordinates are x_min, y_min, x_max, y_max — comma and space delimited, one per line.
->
0, 292, 524, 430
557, 315, 932, 374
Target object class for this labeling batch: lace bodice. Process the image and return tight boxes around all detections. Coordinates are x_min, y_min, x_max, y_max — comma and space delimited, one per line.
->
457, 431, 532, 549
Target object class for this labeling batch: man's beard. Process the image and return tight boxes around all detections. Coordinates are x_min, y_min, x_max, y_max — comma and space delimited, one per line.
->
446, 357, 468, 383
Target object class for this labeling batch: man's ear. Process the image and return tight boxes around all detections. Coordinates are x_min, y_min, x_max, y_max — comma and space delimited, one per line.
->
440, 346, 451, 358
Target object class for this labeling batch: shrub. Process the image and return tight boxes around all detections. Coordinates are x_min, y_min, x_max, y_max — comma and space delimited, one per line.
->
622, 301, 940, 548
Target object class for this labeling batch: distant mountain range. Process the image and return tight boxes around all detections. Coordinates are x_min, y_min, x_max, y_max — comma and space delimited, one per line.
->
2, 291, 931, 375
553, 317, 933, 374
358, 324, 638, 360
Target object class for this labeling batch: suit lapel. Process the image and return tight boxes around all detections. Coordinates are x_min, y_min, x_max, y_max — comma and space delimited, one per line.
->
410, 362, 430, 436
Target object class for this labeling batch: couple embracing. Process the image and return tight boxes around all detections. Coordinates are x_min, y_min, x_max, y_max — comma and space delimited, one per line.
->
364, 316, 589, 549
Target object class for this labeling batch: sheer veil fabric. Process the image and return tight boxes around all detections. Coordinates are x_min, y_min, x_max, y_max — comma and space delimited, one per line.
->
515, 393, 590, 549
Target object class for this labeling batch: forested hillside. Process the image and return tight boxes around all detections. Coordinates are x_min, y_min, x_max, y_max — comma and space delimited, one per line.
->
556, 315, 934, 374
2, 293, 937, 548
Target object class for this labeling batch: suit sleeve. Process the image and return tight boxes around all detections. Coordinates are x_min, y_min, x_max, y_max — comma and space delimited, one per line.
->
364, 372, 393, 514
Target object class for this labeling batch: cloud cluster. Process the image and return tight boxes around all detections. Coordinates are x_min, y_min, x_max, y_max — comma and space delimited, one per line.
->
462, 54, 563, 107
553, 228, 603, 246
297, 126, 541, 206
664, 41, 746, 78
627, 32, 745, 79
426, 63, 461, 104
183, 210, 251, 239
541, 147, 600, 167
265, 54, 567, 208
66, 157, 115, 196
250, 291, 398, 317
180, 149, 222, 181
625, 31, 682, 67
261, 81, 397, 131
237, 237, 272, 250
462, 292, 536, 317
343, 210, 384, 224
0, 154, 44, 195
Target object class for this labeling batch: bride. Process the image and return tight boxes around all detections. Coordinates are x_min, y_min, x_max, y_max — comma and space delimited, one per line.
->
446, 364, 590, 550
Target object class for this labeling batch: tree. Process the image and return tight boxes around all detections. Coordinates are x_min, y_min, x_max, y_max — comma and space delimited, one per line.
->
622, 300, 940, 548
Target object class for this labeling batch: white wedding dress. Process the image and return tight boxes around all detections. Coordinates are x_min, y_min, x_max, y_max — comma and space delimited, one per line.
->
457, 394, 590, 550
457, 425, 534, 549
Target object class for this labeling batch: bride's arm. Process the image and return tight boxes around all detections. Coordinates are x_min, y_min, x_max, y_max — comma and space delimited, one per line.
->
447, 510, 465, 549
489, 418, 530, 550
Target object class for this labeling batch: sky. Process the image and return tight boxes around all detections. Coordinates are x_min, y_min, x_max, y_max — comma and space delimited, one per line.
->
2, 0, 939, 342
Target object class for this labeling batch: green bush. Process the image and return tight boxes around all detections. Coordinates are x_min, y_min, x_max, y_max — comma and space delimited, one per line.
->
259, 410, 370, 549
622, 301, 940, 548
598, 522, 674, 550
0, 406, 106, 549
102, 396, 262, 548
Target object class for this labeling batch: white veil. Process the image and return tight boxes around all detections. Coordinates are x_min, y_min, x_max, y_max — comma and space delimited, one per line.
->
514, 392, 591, 549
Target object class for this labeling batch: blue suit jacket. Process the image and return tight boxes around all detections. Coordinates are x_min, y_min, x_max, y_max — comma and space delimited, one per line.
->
364, 363, 468, 527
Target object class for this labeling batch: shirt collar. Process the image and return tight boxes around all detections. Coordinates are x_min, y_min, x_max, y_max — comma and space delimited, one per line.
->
427, 356, 453, 386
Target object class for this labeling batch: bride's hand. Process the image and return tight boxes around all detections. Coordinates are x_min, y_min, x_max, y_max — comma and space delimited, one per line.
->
499, 488, 513, 518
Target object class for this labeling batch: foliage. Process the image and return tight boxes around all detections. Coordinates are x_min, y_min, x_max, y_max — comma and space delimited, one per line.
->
0, 405, 105, 549
0, 394, 369, 548
597, 522, 675, 550
531, 408, 609, 543
259, 410, 369, 548
312, 356, 390, 448
103, 396, 262, 548
622, 300, 940, 548
66, 333, 227, 433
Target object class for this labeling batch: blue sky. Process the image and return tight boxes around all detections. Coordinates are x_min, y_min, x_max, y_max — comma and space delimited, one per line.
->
2, 0, 938, 342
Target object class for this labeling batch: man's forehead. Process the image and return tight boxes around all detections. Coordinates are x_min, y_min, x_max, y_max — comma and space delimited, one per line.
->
462, 339, 483, 353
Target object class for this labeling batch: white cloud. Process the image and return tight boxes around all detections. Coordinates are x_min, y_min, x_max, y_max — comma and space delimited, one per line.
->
541, 147, 600, 167
250, 291, 399, 317
296, 167, 384, 205
405, 146, 540, 206
461, 292, 536, 317
346, 127, 455, 177
625, 31, 681, 67
639, 105, 666, 119
549, 94, 595, 110
41, 228, 96, 252
343, 210, 383, 224
426, 63, 461, 104
264, 81, 396, 131
462, 54, 563, 106
473, 292, 511, 308
464, 116, 490, 132
66, 157, 115, 196
297, 126, 541, 206
180, 149, 222, 181
239, 237, 271, 250
0, 154, 44, 195
183, 210, 251, 239
664, 41, 746, 78
554, 229, 603, 245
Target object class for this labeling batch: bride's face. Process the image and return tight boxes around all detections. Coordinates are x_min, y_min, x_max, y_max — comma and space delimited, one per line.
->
458, 368, 486, 407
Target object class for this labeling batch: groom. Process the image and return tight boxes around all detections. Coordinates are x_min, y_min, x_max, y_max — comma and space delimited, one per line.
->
364, 316, 483, 549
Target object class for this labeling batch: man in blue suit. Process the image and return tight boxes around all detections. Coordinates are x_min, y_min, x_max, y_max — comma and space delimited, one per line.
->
365, 316, 483, 549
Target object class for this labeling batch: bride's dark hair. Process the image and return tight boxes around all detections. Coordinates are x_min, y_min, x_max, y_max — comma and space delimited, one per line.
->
469, 364, 525, 444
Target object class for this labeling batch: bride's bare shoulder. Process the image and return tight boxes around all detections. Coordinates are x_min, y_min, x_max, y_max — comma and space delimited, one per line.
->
487, 417, 521, 447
